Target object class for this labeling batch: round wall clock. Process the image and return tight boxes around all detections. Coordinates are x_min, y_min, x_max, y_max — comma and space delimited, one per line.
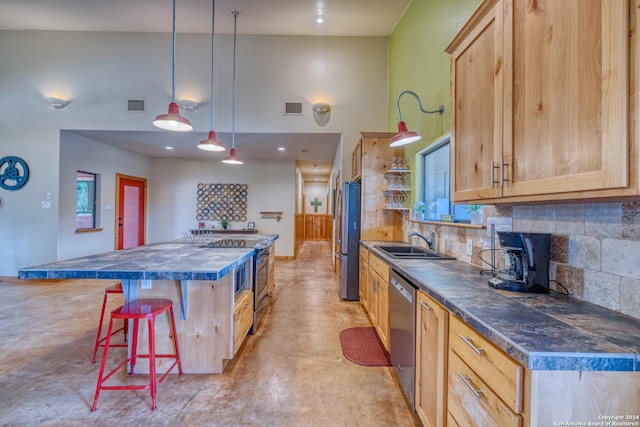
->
0, 156, 30, 190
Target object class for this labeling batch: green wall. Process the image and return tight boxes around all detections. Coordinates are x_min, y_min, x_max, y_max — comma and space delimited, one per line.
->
388, 0, 481, 199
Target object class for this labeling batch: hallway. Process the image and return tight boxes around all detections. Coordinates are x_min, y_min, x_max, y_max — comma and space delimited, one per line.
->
0, 241, 419, 426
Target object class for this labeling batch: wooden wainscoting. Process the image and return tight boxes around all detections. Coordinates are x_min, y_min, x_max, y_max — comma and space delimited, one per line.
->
294, 214, 304, 256
304, 214, 333, 241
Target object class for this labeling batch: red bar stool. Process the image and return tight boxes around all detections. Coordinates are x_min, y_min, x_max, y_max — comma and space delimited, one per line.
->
91, 283, 128, 364
91, 298, 183, 411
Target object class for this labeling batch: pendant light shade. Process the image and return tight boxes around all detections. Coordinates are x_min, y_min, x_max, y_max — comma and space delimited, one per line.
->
222, 11, 243, 165
390, 90, 444, 147
153, 102, 193, 132
153, 0, 193, 132
222, 147, 243, 164
198, 130, 226, 151
197, 0, 226, 152
390, 121, 421, 146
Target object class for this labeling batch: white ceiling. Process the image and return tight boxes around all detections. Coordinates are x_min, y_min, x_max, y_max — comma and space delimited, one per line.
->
1, 0, 410, 179
0, 0, 411, 36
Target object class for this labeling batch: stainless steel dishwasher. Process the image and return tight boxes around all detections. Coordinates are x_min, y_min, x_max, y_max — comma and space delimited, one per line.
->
389, 270, 417, 409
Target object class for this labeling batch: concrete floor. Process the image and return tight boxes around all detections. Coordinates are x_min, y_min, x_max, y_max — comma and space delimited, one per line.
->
0, 241, 420, 426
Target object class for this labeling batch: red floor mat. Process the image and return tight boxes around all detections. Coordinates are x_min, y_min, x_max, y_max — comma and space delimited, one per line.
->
339, 327, 391, 366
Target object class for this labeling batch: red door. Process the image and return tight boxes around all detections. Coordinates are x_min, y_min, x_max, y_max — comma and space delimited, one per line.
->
116, 175, 146, 250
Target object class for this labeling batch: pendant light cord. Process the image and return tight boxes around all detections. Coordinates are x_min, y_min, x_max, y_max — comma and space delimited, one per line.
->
171, 0, 177, 103
231, 10, 238, 149
210, 0, 216, 129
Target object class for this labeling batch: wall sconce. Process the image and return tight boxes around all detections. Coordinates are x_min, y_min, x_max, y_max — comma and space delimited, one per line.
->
390, 90, 444, 147
47, 97, 68, 109
312, 102, 331, 127
178, 100, 198, 111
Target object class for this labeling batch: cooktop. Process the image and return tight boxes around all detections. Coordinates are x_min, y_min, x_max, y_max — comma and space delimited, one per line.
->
202, 238, 268, 249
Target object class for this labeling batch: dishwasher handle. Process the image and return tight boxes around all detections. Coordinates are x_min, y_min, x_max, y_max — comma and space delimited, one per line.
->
390, 276, 414, 304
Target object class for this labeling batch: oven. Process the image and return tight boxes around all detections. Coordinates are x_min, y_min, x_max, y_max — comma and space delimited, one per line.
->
250, 245, 270, 333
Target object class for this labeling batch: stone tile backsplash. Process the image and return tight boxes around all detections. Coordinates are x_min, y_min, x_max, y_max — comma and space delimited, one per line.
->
405, 202, 640, 321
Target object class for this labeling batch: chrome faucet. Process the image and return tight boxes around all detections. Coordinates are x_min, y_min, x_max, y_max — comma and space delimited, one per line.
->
408, 231, 435, 250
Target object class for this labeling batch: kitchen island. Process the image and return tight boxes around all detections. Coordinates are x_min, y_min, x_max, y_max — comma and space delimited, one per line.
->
19, 234, 278, 373
361, 240, 640, 426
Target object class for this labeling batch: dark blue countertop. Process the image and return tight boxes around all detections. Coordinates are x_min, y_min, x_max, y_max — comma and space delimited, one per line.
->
18, 235, 278, 281
361, 240, 640, 372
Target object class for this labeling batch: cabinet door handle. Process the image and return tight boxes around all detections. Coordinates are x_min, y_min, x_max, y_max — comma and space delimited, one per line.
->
457, 372, 483, 399
491, 160, 502, 188
459, 334, 484, 355
418, 301, 432, 311
490, 160, 496, 188
500, 158, 509, 186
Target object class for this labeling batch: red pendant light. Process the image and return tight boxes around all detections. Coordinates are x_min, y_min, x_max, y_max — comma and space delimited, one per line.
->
153, 0, 193, 132
197, 0, 225, 152
222, 147, 243, 164
222, 11, 243, 165
390, 90, 444, 147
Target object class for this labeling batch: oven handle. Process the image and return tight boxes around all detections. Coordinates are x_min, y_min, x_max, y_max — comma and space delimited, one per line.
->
256, 292, 269, 311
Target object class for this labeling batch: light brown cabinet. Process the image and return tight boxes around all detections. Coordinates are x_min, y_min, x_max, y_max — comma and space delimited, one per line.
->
358, 246, 370, 312
446, 0, 635, 204
358, 246, 389, 351
356, 132, 405, 241
232, 289, 254, 355
268, 243, 275, 296
448, 315, 523, 426
415, 291, 449, 427
368, 252, 389, 349
414, 292, 640, 427
352, 139, 362, 181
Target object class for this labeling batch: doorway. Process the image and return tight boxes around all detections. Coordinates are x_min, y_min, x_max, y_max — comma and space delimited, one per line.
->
115, 174, 146, 250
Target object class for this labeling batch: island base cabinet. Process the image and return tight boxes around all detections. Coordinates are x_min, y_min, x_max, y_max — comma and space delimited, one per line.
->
233, 290, 254, 353
129, 276, 238, 374
523, 369, 640, 426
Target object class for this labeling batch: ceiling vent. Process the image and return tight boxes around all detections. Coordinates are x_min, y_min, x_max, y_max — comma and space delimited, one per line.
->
127, 99, 145, 112
284, 102, 303, 115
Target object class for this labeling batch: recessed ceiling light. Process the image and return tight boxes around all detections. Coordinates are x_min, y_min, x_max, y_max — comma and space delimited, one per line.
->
315, 15, 325, 24
165, 146, 174, 150
277, 147, 286, 151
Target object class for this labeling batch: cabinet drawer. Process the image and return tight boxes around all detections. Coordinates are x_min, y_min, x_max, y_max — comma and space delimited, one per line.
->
359, 246, 369, 262
448, 351, 521, 427
449, 315, 523, 413
369, 254, 389, 281
233, 290, 254, 353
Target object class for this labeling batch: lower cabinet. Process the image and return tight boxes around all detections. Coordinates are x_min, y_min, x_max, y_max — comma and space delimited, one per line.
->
372, 269, 389, 349
232, 290, 254, 355
359, 246, 389, 351
268, 244, 275, 295
414, 299, 640, 427
447, 315, 523, 426
415, 291, 449, 427
359, 246, 370, 312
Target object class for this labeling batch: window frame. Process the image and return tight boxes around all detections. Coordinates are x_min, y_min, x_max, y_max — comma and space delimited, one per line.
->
416, 134, 473, 223
76, 170, 100, 231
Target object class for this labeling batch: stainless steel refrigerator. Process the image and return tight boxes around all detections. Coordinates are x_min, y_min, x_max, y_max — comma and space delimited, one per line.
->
337, 181, 361, 300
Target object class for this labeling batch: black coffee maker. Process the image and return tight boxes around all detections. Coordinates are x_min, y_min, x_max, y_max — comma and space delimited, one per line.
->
488, 232, 551, 294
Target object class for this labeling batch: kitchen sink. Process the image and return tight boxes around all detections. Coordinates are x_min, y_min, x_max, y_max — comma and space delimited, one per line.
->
375, 245, 455, 260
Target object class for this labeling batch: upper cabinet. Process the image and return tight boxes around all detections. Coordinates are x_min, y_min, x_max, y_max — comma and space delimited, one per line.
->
352, 139, 363, 181
446, 0, 636, 204
356, 132, 405, 241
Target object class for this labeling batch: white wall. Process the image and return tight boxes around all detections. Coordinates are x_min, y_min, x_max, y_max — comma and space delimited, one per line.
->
148, 158, 296, 257
58, 132, 150, 260
0, 30, 389, 275
303, 181, 329, 215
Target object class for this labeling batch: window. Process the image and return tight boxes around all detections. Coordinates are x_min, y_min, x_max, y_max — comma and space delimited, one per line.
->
420, 136, 473, 222
76, 171, 98, 229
